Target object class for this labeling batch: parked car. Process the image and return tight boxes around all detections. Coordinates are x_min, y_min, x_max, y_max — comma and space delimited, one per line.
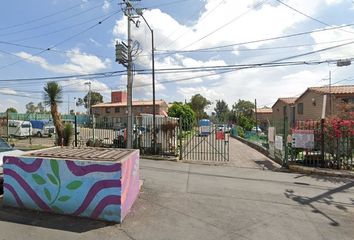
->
8, 120, 32, 138
217, 124, 231, 133
251, 126, 264, 135
30, 120, 55, 137
0, 138, 24, 194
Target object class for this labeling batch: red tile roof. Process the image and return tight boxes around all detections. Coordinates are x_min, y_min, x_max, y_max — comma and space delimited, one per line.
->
92, 100, 167, 108
308, 85, 354, 95
279, 97, 297, 104
256, 108, 272, 114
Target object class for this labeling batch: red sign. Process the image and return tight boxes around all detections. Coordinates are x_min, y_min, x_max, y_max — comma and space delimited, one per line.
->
216, 131, 225, 140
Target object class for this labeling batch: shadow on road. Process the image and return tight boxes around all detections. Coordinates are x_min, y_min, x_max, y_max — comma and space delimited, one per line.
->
285, 181, 354, 226
0, 196, 113, 233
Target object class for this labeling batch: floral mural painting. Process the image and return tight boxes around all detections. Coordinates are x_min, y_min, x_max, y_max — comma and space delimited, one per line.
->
3, 151, 140, 223
31, 159, 83, 213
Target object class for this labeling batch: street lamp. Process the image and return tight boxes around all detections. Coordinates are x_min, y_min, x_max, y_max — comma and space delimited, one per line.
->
136, 9, 157, 154
85, 81, 92, 115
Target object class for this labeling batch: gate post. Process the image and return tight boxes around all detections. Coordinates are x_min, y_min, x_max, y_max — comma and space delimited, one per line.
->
179, 118, 183, 161
320, 118, 325, 167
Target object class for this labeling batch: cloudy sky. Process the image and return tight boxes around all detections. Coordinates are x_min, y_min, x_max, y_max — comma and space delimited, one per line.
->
1, 0, 354, 113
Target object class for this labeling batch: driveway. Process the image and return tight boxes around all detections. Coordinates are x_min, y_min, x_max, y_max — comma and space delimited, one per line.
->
0, 159, 353, 240
228, 137, 281, 170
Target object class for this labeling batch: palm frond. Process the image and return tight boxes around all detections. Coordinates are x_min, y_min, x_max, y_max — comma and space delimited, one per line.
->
43, 81, 63, 106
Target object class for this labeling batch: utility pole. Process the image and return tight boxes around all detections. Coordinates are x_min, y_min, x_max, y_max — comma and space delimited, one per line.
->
329, 70, 332, 116
67, 95, 70, 115
85, 81, 92, 115
254, 99, 258, 135
125, 0, 134, 149
136, 8, 156, 153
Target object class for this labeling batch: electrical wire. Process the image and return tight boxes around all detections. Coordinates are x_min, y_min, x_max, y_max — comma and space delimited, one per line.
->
275, 0, 354, 35
178, 0, 269, 51
157, 22, 354, 53
0, 10, 119, 71
0, 0, 115, 37
0, 1, 87, 31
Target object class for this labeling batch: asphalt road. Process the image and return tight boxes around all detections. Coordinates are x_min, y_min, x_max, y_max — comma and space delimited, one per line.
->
0, 159, 353, 240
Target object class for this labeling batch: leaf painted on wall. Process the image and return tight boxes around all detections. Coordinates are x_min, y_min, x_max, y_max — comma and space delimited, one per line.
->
50, 160, 59, 178
52, 206, 64, 214
66, 181, 83, 190
58, 196, 71, 202
32, 174, 46, 185
44, 188, 51, 202
47, 174, 58, 185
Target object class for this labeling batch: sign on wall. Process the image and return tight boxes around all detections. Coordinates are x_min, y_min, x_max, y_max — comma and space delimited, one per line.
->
292, 129, 315, 149
275, 135, 283, 150
268, 127, 275, 143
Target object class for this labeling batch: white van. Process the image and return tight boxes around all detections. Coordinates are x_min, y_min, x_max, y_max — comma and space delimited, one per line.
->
8, 120, 32, 138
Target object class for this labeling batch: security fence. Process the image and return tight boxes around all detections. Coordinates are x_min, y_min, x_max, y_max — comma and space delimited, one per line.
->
289, 120, 353, 170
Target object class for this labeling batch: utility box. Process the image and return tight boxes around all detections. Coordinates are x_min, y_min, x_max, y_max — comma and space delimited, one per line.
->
3, 147, 140, 223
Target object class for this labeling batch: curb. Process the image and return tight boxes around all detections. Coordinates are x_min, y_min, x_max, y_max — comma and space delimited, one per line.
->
288, 165, 354, 179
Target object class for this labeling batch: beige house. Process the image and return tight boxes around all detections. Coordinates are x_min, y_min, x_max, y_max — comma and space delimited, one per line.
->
294, 85, 354, 121
92, 91, 169, 128
272, 97, 297, 133
253, 108, 272, 130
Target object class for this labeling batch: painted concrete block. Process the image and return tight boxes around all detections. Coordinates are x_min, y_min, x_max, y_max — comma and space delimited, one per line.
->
3, 148, 140, 223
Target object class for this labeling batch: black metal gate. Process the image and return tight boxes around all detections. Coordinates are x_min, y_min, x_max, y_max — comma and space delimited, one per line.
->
181, 124, 230, 163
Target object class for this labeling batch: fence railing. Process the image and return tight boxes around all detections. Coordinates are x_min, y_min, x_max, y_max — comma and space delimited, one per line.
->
289, 120, 353, 170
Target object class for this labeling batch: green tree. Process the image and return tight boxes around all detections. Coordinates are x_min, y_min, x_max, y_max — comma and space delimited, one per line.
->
77, 91, 103, 111
168, 103, 196, 131
6, 107, 17, 114
26, 102, 38, 113
43, 82, 64, 145
214, 100, 229, 123
232, 100, 255, 119
232, 99, 255, 130
37, 102, 46, 113
188, 94, 211, 120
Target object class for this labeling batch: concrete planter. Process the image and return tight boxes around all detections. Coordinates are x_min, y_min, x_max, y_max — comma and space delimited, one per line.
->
3, 147, 140, 223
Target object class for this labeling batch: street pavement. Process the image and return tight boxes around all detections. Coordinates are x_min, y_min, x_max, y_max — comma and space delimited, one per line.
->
0, 157, 353, 240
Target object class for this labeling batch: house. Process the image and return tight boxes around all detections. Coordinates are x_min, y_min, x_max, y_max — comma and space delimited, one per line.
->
92, 91, 169, 128
272, 97, 297, 133
253, 108, 272, 130
294, 85, 354, 121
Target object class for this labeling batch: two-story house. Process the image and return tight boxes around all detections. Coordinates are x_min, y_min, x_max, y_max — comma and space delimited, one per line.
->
294, 85, 354, 121
92, 91, 169, 128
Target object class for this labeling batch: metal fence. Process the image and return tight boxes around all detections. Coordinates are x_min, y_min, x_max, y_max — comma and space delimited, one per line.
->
75, 114, 180, 156
180, 118, 229, 163
289, 120, 353, 170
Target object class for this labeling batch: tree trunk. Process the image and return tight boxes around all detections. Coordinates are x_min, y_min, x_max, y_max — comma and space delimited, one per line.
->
51, 102, 64, 145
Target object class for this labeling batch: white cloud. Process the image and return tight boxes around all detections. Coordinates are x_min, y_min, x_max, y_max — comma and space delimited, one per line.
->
310, 26, 354, 59
0, 88, 17, 95
15, 48, 111, 74
102, 0, 111, 13
112, 0, 348, 106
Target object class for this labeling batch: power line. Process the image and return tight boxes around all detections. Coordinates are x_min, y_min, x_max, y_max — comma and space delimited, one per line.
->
158, 0, 226, 48
0, 0, 114, 37
157, 22, 354, 53
0, 10, 119, 71
156, 38, 354, 54
275, 0, 354, 35
179, 0, 269, 51
10, 10, 120, 43
0, 1, 88, 31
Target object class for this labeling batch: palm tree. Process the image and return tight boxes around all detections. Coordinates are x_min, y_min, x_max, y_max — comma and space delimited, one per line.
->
44, 82, 64, 144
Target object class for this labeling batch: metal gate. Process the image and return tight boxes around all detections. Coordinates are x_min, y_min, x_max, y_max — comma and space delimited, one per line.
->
181, 124, 230, 163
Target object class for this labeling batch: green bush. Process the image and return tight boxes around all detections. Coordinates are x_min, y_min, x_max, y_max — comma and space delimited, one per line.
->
236, 126, 245, 138
63, 123, 73, 146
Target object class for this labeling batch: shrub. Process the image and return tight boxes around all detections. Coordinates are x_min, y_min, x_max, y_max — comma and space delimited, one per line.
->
63, 123, 73, 146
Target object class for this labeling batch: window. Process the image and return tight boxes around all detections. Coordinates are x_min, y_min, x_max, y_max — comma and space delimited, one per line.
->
297, 103, 303, 115
105, 108, 111, 114
115, 107, 120, 113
